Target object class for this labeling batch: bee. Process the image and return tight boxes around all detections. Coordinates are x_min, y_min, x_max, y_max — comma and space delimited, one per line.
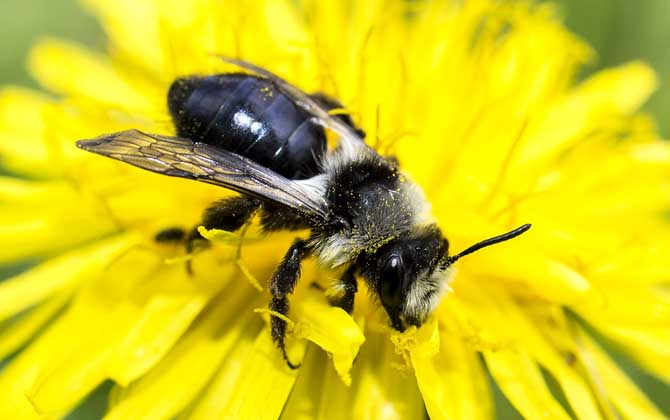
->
77, 58, 530, 368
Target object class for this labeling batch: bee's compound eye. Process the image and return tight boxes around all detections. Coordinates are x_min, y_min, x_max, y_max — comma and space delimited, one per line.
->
380, 255, 404, 309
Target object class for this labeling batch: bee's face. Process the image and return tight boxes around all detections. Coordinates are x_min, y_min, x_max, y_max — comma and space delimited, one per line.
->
360, 227, 450, 331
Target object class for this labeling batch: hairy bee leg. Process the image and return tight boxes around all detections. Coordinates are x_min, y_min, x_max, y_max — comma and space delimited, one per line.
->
328, 266, 357, 314
258, 205, 311, 232
184, 196, 261, 275
154, 227, 187, 243
269, 239, 309, 369
202, 196, 261, 232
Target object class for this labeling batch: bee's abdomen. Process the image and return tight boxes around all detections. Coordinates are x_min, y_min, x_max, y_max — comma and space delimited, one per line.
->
168, 74, 326, 179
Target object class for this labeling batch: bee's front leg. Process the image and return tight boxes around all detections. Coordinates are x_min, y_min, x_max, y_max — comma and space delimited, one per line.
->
328, 266, 358, 314
269, 239, 309, 369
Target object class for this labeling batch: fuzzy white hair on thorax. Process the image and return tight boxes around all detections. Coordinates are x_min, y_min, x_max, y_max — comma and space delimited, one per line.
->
299, 134, 436, 269
310, 233, 355, 268
295, 136, 369, 196
399, 178, 433, 226
295, 173, 329, 197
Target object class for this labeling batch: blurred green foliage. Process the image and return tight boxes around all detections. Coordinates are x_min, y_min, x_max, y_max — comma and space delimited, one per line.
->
0, 1, 668, 419
0, 0, 104, 87
555, 0, 670, 136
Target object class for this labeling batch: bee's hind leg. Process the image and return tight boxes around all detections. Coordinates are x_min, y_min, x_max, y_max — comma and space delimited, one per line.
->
202, 195, 262, 232
269, 239, 309, 369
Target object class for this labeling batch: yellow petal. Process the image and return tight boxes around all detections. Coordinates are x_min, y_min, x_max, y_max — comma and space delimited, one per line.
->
206, 327, 305, 420
0, 321, 73, 419
517, 61, 658, 165
393, 317, 440, 359
81, 0, 165, 77
587, 321, 670, 380
28, 39, 161, 115
576, 285, 669, 327
0, 177, 73, 204
153, 0, 237, 77
499, 311, 603, 420
0, 88, 59, 177
280, 346, 355, 420
459, 237, 592, 304
108, 291, 209, 385
444, 282, 602, 419
279, 346, 327, 420
579, 331, 666, 420
282, 330, 424, 420
26, 337, 115, 415
589, 244, 670, 286
484, 349, 572, 420
0, 205, 119, 265
411, 320, 493, 420
292, 290, 365, 385
106, 287, 259, 420
0, 234, 137, 322
0, 254, 160, 420
0, 294, 68, 360
106, 339, 222, 420
350, 332, 425, 420
23, 248, 203, 414
264, 0, 309, 50
630, 142, 670, 164
178, 320, 260, 420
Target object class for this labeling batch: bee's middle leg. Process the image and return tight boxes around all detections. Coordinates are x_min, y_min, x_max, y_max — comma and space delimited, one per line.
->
202, 196, 262, 232
185, 196, 261, 274
269, 238, 309, 369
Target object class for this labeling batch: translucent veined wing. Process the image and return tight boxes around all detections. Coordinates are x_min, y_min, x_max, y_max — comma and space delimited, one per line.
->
76, 129, 331, 221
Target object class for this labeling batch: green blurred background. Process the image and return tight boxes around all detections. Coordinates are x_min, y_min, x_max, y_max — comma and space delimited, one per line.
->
0, 1, 667, 419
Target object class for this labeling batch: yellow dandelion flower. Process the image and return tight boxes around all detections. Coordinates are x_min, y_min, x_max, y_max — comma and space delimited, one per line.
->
1, 0, 668, 419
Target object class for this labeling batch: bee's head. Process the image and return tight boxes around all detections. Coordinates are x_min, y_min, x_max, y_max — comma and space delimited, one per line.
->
360, 226, 450, 331
359, 223, 531, 331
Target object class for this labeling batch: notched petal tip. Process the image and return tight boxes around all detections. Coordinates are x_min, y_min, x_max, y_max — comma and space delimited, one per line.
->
292, 291, 365, 386
391, 317, 440, 359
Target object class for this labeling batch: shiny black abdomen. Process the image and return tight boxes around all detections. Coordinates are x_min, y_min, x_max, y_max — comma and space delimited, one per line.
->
168, 74, 326, 179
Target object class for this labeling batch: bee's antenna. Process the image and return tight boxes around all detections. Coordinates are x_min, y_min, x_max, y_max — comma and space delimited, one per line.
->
442, 224, 531, 267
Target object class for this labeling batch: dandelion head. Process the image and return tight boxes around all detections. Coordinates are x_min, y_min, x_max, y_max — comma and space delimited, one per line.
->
0, 0, 668, 419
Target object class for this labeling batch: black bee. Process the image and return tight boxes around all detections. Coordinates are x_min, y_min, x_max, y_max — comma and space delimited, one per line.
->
77, 58, 530, 368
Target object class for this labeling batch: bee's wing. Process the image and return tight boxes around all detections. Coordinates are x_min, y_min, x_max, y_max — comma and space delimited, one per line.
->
76, 129, 330, 221
217, 56, 366, 153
